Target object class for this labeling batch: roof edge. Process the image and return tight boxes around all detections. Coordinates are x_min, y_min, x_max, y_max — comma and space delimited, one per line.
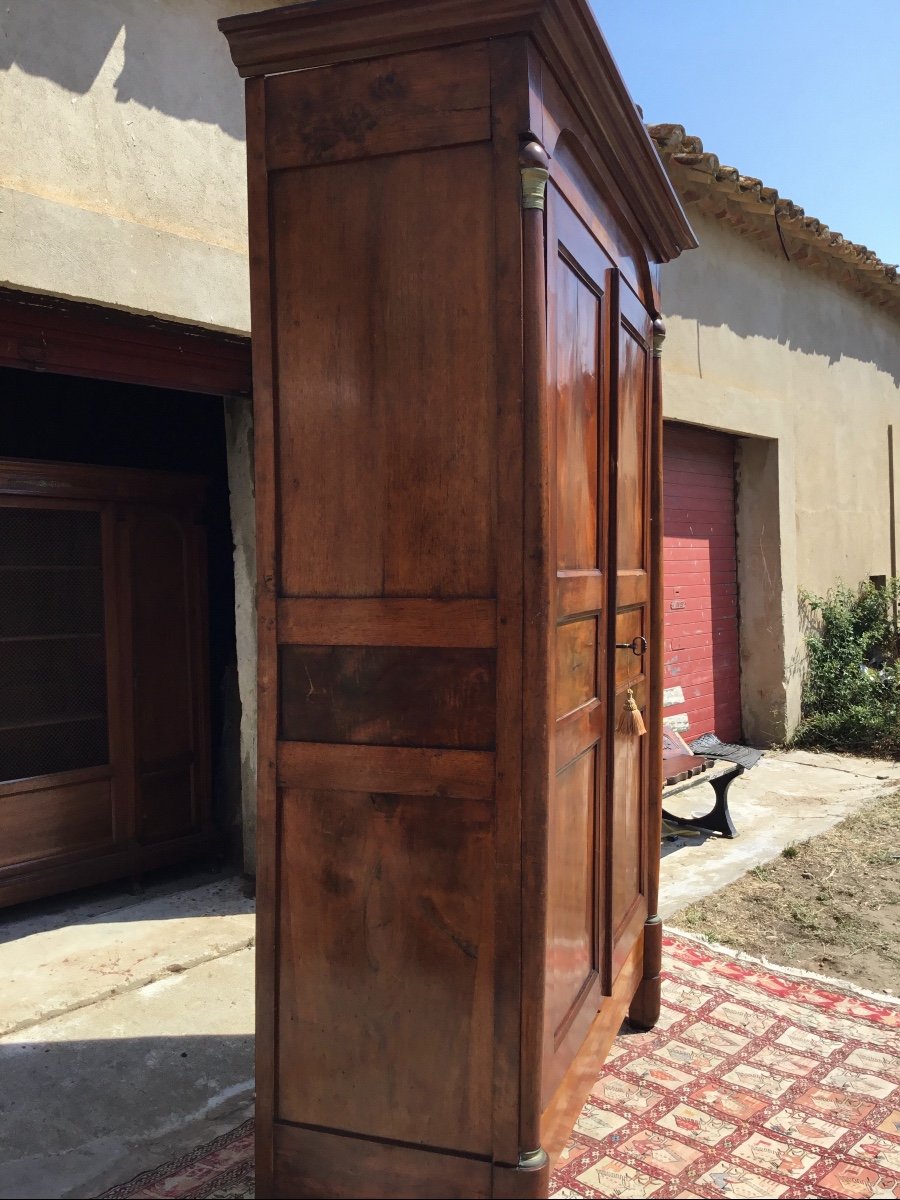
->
649, 123, 899, 319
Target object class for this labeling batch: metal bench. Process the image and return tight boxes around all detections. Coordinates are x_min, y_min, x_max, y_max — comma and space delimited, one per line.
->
661, 753, 744, 839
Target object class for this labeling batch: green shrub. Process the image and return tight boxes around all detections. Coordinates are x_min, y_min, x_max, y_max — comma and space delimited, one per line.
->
792, 579, 900, 756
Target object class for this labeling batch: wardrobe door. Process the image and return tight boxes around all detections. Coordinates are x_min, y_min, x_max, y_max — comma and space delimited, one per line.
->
609, 283, 653, 977
125, 504, 210, 845
542, 189, 615, 1102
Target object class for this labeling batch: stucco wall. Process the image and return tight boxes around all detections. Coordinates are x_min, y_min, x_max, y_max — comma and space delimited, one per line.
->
662, 211, 900, 741
0, 0, 294, 333
224, 394, 258, 875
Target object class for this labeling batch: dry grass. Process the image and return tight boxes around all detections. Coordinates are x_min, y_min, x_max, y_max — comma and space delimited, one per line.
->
675, 790, 900, 995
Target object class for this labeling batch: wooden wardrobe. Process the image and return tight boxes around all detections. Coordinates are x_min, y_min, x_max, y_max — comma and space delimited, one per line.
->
0, 459, 214, 907
220, 2, 696, 1196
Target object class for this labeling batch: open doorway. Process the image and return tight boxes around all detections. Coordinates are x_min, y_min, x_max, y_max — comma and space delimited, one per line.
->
0, 367, 244, 904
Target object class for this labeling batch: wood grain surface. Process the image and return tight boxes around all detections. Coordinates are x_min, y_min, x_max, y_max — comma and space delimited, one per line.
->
220, 3, 691, 1194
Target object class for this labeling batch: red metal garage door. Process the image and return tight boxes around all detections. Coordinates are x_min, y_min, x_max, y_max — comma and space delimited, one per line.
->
663, 423, 742, 743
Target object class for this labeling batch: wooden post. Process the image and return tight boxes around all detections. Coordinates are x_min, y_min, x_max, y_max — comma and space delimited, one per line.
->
629, 316, 667, 1031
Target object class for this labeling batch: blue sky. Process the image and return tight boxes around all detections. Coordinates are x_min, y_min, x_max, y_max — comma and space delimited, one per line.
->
592, 1, 900, 267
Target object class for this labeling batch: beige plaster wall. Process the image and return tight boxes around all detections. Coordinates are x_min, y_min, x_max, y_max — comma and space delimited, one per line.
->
224, 395, 258, 875
662, 210, 900, 741
0, 0, 295, 333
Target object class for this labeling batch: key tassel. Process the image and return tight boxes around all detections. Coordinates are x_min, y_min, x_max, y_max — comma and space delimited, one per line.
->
617, 688, 646, 737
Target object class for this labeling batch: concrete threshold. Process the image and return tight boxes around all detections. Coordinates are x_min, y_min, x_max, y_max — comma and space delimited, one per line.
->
2, 875, 255, 1037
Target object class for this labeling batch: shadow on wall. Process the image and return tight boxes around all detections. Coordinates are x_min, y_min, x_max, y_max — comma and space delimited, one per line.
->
0, 3, 123, 97
0, 0, 287, 140
665, 215, 900, 384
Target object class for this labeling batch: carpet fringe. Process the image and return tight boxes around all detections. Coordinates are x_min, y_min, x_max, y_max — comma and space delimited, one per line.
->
668, 923, 900, 1007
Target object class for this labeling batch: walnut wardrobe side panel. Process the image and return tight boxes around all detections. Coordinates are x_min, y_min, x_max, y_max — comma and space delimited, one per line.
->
245, 43, 532, 1199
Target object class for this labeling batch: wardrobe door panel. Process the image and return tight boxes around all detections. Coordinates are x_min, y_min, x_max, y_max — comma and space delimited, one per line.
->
554, 258, 600, 573
272, 143, 496, 601
545, 749, 597, 1042
609, 285, 653, 972
543, 191, 615, 1102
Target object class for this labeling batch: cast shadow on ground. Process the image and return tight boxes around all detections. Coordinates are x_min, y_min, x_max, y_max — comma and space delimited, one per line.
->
0, 867, 253, 946
0, 1033, 255, 1200
660, 827, 716, 860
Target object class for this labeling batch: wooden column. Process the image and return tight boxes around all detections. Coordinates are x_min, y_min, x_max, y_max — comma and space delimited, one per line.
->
629, 316, 667, 1031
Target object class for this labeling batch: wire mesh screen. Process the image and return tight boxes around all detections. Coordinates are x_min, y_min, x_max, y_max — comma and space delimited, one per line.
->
0, 506, 109, 782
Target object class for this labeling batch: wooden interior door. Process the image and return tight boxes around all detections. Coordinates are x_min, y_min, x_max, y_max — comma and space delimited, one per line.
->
609, 283, 653, 977
125, 505, 209, 846
543, 189, 614, 1102
0, 460, 217, 907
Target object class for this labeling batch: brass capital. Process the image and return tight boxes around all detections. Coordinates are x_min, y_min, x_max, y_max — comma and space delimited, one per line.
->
520, 136, 550, 212
652, 317, 667, 358
521, 165, 549, 211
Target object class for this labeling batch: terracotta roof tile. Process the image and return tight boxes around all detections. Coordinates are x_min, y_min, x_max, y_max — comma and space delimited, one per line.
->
648, 124, 900, 315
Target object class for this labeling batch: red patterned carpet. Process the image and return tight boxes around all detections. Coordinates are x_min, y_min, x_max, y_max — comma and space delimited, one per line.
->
100, 934, 900, 1199
98, 1122, 254, 1199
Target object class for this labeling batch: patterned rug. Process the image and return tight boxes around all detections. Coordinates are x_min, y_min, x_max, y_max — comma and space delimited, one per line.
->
100, 933, 900, 1199
99, 1122, 255, 1199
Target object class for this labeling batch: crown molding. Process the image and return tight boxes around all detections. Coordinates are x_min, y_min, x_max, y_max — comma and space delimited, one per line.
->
220, 0, 696, 262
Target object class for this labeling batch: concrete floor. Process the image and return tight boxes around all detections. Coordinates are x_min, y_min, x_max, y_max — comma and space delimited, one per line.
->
0, 872, 255, 1200
660, 747, 900, 917
2, 749, 899, 1198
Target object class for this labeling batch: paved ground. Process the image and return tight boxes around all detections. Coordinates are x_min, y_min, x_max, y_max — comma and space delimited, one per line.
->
660, 747, 900, 917
0, 872, 255, 1200
2, 749, 899, 1198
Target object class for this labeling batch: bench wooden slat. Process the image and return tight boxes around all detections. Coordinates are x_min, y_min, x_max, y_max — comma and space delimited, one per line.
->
663, 753, 711, 786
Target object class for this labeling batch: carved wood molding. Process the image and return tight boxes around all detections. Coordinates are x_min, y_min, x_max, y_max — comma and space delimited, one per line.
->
219, 0, 697, 264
